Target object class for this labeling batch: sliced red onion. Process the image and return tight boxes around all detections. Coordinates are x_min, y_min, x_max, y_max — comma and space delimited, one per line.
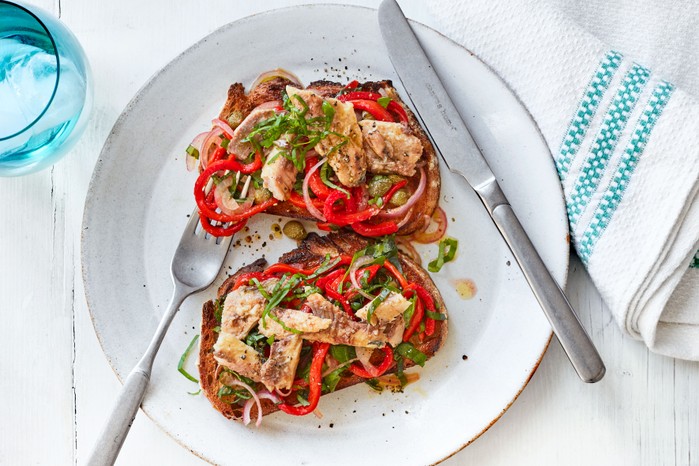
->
321, 358, 359, 378
186, 131, 209, 171
378, 167, 426, 219
356, 347, 381, 377
214, 176, 254, 216
257, 389, 281, 405
225, 378, 261, 426
275, 387, 293, 397
212, 118, 235, 137
348, 255, 376, 300
411, 207, 448, 244
396, 207, 414, 229
200, 127, 224, 170
302, 157, 328, 221
251, 68, 302, 91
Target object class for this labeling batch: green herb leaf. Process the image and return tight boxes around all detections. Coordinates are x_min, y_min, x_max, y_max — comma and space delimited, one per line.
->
213, 296, 225, 323
188, 389, 202, 396
323, 364, 348, 393
427, 237, 459, 273
377, 96, 391, 108
178, 334, 200, 383
296, 392, 310, 406
330, 344, 357, 363
365, 288, 392, 323
395, 342, 427, 367
185, 144, 199, 160
365, 378, 383, 392
425, 310, 447, 321
320, 162, 350, 196
403, 296, 416, 324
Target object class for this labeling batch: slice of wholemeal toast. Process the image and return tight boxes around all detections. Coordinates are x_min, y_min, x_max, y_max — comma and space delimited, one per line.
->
215, 77, 441, 236
198, 232, 447, 421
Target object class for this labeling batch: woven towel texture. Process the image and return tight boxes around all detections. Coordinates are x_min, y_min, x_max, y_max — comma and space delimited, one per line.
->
427, 0, 699, 359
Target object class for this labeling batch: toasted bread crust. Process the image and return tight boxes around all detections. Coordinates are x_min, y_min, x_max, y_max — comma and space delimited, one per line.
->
198, 232, 447, 420
217, 77, 440, 235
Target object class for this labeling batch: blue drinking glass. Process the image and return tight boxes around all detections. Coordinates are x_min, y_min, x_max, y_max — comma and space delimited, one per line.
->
0, 1, 92, 176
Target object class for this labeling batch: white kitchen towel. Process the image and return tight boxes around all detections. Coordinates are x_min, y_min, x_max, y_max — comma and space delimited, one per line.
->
427, 0, 699, 359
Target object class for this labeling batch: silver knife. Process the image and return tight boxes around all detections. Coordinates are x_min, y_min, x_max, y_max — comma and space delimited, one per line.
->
378, 0, 605, 382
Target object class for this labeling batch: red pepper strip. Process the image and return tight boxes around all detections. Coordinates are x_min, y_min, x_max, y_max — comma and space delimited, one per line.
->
309, 167, 333, 200
316, 222, 333, 231
418, 331, 426, 343
382, 180, 408, 205
425, 318, 436, 337
202, 196, 277, 224
305, 156, 334, 200
337, 92, 408, 124
226, 150, 262, 174
406, 283, 437, 336
351, 220, 399, 237
324, 190, 378, 226
344, 188, 359, 214
387, 101, 409, 124
283, 297, 302, 309
288, 191, 324, 210
324, 285, 353, 318
314, 268, 345, 291
279, 342, 330, 416
408, 283, 436, 312
198, 214, 248, 237
264, 263, 314, 277
403, 295, 424, 341
204, 189, 218, 211
343, 264, 380, 300
348, 346, 394, 378
382, 261, 410, 290
209, 147, 228, 165
344, 80, 359, 90
194, 159, 278, 222
232, 271, 264, 290
348, 99, 394, 122
356, 264, 381, 286
337, 91, 383, 102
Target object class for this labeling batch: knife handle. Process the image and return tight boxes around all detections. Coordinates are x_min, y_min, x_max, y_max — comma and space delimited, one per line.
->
480, 184, 605, 382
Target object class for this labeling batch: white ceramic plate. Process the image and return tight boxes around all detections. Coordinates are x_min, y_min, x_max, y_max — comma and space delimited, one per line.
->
82, 5, 567, 465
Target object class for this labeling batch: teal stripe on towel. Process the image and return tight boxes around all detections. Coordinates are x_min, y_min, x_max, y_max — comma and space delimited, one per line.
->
567, 63, 651, 228
578, 81, 675, 263
557, 51, 623, 180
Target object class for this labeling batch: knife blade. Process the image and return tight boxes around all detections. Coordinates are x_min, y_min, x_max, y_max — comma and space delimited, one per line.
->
378, 0, 605, 382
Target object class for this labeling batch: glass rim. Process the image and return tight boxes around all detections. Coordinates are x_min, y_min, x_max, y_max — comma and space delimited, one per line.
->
0, 0, 61, 141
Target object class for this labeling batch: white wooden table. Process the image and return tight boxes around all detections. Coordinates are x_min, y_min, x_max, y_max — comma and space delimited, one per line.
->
2, 1, 697, 464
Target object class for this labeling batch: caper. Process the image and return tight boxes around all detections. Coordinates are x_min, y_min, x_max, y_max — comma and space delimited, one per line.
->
282, 220, 307, 240
389, 189, 409, 206
368, 176, 392, 197
227, 110, 244, 129
254, 188, 272, 204
386, 174, 405, 184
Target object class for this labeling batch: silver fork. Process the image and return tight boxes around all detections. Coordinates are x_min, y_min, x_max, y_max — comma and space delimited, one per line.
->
87, 211, 233, 466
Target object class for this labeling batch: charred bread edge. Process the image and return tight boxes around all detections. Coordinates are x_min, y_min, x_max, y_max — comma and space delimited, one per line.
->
198, 232, 447, 420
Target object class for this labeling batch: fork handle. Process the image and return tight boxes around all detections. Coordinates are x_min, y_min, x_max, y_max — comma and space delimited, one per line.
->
86, 289, 189, 466
86, 368, 150, 466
